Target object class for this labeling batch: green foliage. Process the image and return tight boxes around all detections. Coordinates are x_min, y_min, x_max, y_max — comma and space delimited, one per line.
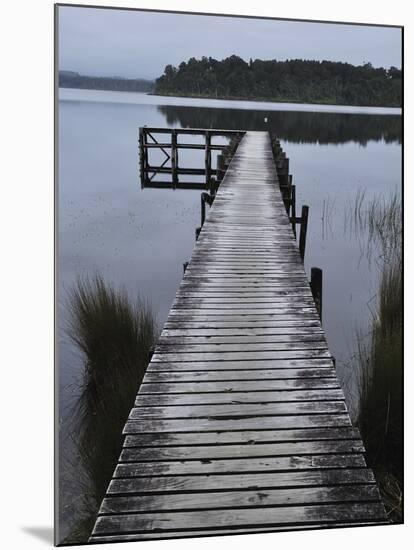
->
63, 275, 158, 543
155, 56, 402, 107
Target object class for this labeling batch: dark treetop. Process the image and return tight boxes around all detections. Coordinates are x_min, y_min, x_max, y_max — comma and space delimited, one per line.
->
155, 56, 402, 108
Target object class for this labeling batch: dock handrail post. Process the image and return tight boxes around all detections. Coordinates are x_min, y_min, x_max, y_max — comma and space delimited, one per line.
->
291, 185, 297, 237
217, 154, 225, 183
171, 129, 178, 189
205, 131, 211, 188
139, 127, 145, 189
299, 205, 309, 260
310, 267, 323, 322
201, 193, 206, 227
209, 177, 217, 197
201, 192, 213, 227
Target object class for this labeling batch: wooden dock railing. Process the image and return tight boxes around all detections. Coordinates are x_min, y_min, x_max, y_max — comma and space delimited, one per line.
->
139, 127, 244, 190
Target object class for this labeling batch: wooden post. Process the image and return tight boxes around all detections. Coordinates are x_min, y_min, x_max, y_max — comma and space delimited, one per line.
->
310, 267, 323, 322
140, 127, 150, 188
201, 191, 213, 227
205, 131, 211, 188
201, 193, 206, 227
217, 154, 225, 183
139, 127, 145, 188
291, 185, 296, 238
284, 174, 293, 212
171, 129, 178, 189
299, 205, 309, 261
209, 177, 217, 197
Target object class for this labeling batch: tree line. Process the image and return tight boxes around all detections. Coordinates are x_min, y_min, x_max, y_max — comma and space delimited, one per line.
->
155, 56, 402, 107
59, 71, 154, 93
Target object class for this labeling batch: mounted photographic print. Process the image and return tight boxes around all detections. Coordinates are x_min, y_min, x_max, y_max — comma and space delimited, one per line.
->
55, 3, 403, 545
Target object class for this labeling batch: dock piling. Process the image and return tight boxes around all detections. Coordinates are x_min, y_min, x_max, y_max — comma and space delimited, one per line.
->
310, 267, 323, 321
299, 205, 309, 260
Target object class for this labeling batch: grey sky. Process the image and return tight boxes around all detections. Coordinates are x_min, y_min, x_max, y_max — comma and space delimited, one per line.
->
58, 6, 402, 79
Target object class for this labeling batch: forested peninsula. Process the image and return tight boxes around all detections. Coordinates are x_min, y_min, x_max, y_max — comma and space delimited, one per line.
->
154, 56, 402, 107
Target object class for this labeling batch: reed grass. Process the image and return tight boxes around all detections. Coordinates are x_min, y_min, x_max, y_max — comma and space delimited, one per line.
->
62, 274, 158, 542
353, 191, 402, 522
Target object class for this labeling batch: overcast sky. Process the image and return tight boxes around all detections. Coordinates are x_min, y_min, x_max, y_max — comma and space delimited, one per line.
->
58, 6, 402, 79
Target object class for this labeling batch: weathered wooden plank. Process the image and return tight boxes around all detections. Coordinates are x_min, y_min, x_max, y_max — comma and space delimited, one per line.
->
166, 313, 319, 321
172, 300, 316, 309
146, 357, 334, 370
129, 401, 346, 420
179, 282, 312, 290
187, 257, 303, 263
144, 368, 336, 382
99, 485, 379, 515
177, 287, 310, 303
151, 350, 332, 363
177, 284, 312, 291
140, 377, 339, 392
155, 343, 328, 354
162, 327, 324, 337
115, 454, 365, 478
191, 251, 303, 258
145, 368, 336, 383
107, 468, 375, 495
135, 389, 344, 406
183, 273, 307, 280
123, 414, 351, 434
174, 293, 315, 302
195, 241, 297, 247
181, 282, 309, 291
120, 440, 364, 462
164, 320, 322, 329
168, 314, 320, 322
124, 427, 362, 447
158, 334, 326, 345
165, 314, 319, 325
191, 251, 301, 258
91, 522, 390, 542
187, 262, 304, 269
93, 502, 386, 534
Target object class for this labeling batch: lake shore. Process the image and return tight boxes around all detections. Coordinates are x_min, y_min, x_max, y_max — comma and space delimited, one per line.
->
150, 90, 401, 110
59, 87, 401, 116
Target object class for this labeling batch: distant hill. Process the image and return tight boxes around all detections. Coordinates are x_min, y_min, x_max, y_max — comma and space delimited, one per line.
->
59, 71, 155, 93
155, 56, 402, 108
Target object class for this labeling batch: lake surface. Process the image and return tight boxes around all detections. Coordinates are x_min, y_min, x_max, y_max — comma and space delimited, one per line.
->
57, 88, 401, 540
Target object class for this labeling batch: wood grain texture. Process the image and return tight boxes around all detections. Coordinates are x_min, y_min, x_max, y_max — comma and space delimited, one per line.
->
90, 131, 386, 542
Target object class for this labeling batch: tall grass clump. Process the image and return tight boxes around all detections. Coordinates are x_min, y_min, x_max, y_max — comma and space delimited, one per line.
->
63, 274, 158, 542
353, 191, 402, 521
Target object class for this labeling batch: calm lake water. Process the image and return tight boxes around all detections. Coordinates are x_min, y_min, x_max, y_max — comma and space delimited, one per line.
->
57, 88, 401, 539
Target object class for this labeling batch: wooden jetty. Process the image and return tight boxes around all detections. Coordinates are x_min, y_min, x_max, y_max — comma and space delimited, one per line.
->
90, 131, 387, 542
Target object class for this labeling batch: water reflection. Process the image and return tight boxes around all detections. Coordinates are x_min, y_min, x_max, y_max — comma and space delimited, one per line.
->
158, 105, 401, 145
